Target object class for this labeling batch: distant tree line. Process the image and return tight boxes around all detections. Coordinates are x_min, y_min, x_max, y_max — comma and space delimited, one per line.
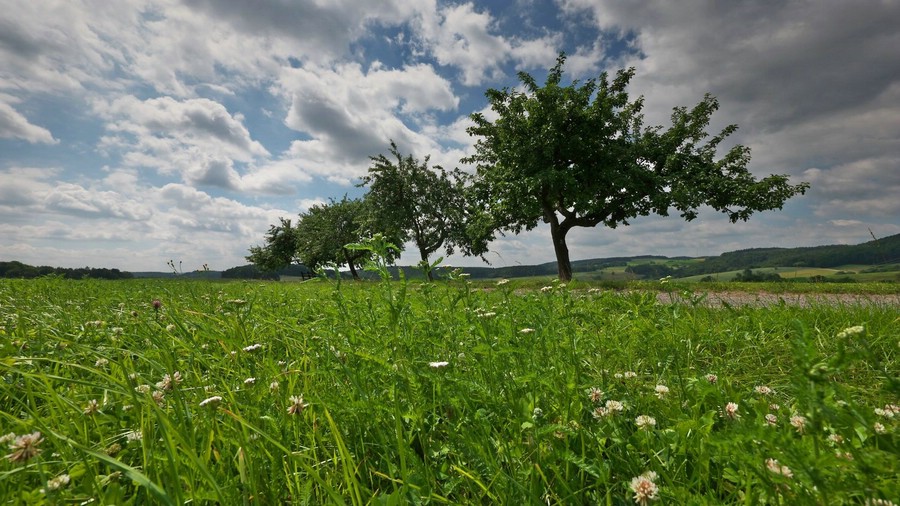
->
0, 261, 134, 279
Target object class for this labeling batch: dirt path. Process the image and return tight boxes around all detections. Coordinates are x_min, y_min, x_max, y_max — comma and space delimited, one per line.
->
653, 290, 900, 307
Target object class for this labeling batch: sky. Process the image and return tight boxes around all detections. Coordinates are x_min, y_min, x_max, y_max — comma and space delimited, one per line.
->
1, 0, 898, 273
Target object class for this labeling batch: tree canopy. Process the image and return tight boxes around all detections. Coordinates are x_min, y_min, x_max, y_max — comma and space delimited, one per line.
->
465, 54, 809, 281
247, 196, 397, 280
360, 142, 487, 280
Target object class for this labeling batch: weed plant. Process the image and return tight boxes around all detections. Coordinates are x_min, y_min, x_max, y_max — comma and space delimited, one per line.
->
0, 268, 897, 504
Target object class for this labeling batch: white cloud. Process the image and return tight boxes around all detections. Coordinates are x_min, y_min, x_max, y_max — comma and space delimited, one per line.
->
0, 100, 58, 144
94, 95, 268, 190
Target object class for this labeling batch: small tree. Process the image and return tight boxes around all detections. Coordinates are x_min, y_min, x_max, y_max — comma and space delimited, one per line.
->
361, 142, 487, 280
246, 217, 301, 272
465, 54, 809, 281
295, 196, 374, 280
248, 196, 397, 280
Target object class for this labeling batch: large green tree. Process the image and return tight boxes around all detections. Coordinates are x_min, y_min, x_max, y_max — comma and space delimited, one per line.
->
361, 142, 487, 280
465, 54, 809, 281
248, 196, 392, 280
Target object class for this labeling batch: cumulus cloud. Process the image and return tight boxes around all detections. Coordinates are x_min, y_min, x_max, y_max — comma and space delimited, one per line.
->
94, 95, 268, 190
415, 2, 561, 85
0, 100, 58, 144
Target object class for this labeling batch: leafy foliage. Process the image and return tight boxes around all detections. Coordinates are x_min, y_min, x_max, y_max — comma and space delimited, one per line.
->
361, 142, 487, 280
246, 217, 301, 272
465, 53, 809, 281
248, 196, 401, 280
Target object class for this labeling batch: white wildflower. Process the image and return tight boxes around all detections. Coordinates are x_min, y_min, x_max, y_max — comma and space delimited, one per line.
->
724, 402, 740, 420
635, 415, 657, 430
629, 471, 659, 505
836, 325, 864, 338
83, 399, 100, 416
765, 458, 793, 478
46, 474, 70, 491
287, 395, 309, 415
654, 385, 669, 399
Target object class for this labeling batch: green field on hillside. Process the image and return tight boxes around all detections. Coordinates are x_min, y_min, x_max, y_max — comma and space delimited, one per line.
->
1, 277, 897, 504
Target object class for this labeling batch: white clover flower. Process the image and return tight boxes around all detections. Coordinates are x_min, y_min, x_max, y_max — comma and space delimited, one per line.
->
623, 371, 638, 379
654, 385, 669, 399
874, 422, 886, 434
754, 385, 773, 395
166, 324, 176, 332
94, 358, 108, 368
705, 374, 718, 383
635, 415, 657, 430
724, 402, 740, 420
765, 458, 793, 478
827, 433, 844, 445
83, 399, 100, 416
604, 400, 624, 415
588, 387, 603, 403
764, 414, 778, 427
629, 471, 659, 505
269, 381, 279, 392
532, 407, 543, 420
199, 396, 222, 407
125, 430, 142, 442
5, 432, 43, 463
46, 474, 70, 491
769, 403, 780, 411
836, 325, 864, 338
287, 395, 308, 415
790, 415, 807, 433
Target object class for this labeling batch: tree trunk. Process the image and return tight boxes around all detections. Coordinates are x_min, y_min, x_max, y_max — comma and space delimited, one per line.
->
343, 249, 361, 280
549, 220, 573, 281
419, 248, 433, 282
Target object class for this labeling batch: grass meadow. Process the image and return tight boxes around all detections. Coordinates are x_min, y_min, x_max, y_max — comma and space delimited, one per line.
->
0, 274, 897, 504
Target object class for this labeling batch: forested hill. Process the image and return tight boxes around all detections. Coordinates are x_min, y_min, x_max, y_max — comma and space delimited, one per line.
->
675, 233, 900, 277
0, 261, 133, 279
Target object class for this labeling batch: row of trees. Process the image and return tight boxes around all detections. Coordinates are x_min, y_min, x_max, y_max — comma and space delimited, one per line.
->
249, 54, 808, 281
0, 261, 134, 279
247, 141, 485, 281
